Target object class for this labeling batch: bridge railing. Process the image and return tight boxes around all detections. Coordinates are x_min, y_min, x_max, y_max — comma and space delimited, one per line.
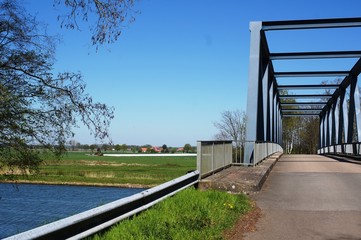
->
253, 141, 283, 166
197, 140, 233, 179
318, 143, 361, 155
197, 140, 283, 177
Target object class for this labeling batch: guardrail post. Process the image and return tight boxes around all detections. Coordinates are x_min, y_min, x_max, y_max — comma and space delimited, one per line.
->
197, 141, 202, 179
211, 142, 214, 174
223, 142, 226, 167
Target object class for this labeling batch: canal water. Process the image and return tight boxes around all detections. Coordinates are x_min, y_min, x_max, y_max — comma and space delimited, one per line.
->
0, 183, 145, 238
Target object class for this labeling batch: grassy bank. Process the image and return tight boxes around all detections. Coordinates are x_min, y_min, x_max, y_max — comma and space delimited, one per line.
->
0, 152, 196, 187
92, 187, 252, 240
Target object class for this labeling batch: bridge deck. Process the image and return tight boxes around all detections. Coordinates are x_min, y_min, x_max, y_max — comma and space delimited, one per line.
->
244, 154, 361, 240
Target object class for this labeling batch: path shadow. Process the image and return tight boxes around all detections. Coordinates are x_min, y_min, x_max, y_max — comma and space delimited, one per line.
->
325, 154, 361, 166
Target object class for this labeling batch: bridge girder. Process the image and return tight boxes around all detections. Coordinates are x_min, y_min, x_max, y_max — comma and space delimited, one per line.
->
245, 17, 361, 164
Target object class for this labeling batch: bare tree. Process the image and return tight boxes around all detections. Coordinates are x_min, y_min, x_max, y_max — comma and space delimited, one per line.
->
213, 110, 246, 162
54, 0, 138, 47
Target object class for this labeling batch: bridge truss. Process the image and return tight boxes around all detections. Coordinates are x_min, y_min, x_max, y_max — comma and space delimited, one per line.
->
244, 18, 361, 165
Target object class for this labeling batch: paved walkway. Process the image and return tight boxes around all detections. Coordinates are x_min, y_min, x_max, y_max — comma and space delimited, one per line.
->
244, 154, 361, 240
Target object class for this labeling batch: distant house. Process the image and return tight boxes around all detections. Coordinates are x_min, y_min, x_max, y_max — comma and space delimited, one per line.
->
140, 146, 162, 153
176, 147, 184, 152
152, 146, 161, 153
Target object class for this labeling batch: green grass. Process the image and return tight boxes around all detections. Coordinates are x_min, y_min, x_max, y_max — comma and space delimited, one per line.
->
92, 187, 251, 240
0, 152, 196, 187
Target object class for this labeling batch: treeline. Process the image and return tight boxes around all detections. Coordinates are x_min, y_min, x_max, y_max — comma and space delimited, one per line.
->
283, 116, 319, 154
66, 142, 196, 154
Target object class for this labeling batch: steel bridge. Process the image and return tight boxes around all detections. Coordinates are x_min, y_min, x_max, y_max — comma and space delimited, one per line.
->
244, 17, 361, 165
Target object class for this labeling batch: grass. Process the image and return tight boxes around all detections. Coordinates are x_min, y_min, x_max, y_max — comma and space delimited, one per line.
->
0, 152, 196, 187
91, 187, 252, 240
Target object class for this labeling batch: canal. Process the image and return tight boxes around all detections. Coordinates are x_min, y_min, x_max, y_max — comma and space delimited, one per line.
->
0, 183, 145, 238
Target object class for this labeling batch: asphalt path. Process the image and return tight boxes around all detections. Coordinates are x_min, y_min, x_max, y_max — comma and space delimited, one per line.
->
244, 154, 361, 240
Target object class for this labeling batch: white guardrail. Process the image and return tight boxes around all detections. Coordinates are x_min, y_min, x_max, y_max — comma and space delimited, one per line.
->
5, 170, 199, 240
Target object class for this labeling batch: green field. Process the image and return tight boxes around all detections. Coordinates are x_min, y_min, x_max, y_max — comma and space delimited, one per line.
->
0, 152, 197, 187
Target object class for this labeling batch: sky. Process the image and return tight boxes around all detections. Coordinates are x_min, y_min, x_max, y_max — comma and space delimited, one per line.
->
22, 0, 361, 147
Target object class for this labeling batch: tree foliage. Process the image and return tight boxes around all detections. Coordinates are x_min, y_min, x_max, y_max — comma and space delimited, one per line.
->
183, 144, 192, 153
115, 144, 121, 151
161, 144, 169, 153
283, 116, 319, 154
55, 0, 138, 47
0, 0, 114, 173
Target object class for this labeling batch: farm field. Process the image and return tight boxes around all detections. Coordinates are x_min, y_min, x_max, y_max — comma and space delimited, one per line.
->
0, 152, 197, 188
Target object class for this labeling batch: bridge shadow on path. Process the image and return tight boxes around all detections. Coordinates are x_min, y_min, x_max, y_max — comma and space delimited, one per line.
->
323, 154, 361, 166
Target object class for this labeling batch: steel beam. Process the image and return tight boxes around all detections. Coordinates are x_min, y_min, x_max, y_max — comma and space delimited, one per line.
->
262, 17, 361, 31
281, 102, 328, 106
268, 81, 274, 141
277, 84, 339, 90
354, 76, 361, 141
350, 58, 361, 77
244, 21, 263, 165
334, 98, 340, 144
280, 102, 327, 106
331, 101, 337, 145
281, 109, 323, 112
341, 89, 349, 142
262, 65, 269, 141
277, 102, 281, 143
319, 117, 323, 148
283, 113, 320, 116
270, 51, 361, 60
274, 71, 350, 78
347, 79, 356, 143
273, 96, 277, 142
279, 94, 333, 99
324, 112, 329, 146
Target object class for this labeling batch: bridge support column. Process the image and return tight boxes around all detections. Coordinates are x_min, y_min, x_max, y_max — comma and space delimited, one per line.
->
244, 21, 262, 165
353, 76, 361, 142
244, 21, 282, 165
334, 98, 340, 146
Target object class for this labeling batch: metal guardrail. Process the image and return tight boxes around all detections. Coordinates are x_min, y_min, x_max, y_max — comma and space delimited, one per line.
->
318, 143, 361, 155
197, 140, 233, 179
253, 142, 283, 166
197, 141, 283, 175
5, 170, 199, 240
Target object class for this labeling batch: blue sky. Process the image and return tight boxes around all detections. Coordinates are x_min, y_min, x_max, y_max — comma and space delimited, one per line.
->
23, 0, 361, 147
